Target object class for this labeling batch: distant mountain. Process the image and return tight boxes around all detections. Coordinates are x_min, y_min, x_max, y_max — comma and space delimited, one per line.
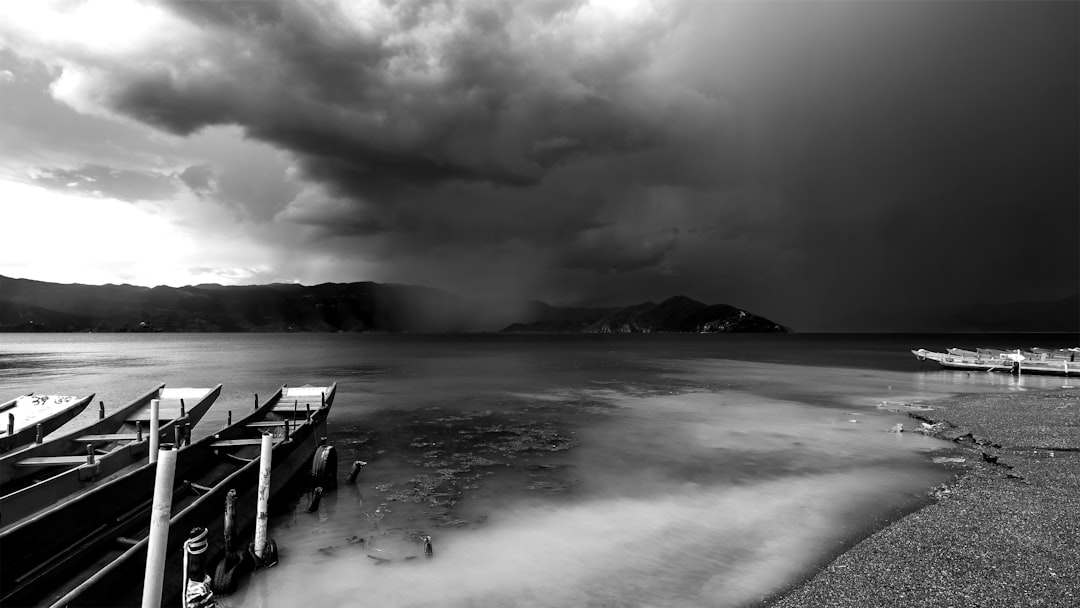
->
0, 276, 789, 333
500, 295, 789, 333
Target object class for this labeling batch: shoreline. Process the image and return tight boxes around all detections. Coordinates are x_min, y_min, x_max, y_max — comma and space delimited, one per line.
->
765, 385, 1079, 607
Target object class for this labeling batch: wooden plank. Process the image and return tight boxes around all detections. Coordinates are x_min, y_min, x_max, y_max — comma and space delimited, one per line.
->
246, 421, 287, 427
272, 406, 320, 413
211, 438, 278, 447
76, 434, 140, 442
15, 456, 90, 467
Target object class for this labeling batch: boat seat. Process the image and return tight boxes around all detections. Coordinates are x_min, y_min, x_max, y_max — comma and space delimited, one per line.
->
15, 455, 92, 467
77, 433, 140, 442
272, 405, 321, 413
211, 438, 281, 448
247, 421, 288, 428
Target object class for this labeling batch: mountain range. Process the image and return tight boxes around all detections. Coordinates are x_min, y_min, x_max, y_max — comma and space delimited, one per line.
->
0, 275, 788, 334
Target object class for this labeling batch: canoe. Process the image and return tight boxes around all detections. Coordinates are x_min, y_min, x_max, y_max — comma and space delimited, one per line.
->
0, 394, 95, 454
0, 383, 336, 608
0, 385, 222, 529
912, 348, 1079, 376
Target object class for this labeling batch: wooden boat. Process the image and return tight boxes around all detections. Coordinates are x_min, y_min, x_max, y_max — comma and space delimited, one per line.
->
0, 383, 336, 608
0, 385, 222, 529
912, 348, 1079, 376
0, 394, 95, 454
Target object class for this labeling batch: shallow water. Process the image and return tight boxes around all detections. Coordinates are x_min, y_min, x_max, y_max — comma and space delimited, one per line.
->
0, 333, 1073, 607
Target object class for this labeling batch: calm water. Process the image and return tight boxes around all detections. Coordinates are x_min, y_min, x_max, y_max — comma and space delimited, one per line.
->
0, 333, 1074, 607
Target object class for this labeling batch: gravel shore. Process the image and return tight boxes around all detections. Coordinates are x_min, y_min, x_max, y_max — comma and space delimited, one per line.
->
769, 386, 1080, 608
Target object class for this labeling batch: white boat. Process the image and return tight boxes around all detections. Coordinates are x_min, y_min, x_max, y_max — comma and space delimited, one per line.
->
912, 348, 1079, 376
0, 394, 95, 454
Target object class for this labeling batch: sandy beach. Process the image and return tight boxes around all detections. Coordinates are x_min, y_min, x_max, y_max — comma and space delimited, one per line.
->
769, 385, 1080, 607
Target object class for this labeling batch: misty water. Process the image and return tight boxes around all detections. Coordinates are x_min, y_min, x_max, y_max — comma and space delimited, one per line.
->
1, 333, 1074, 607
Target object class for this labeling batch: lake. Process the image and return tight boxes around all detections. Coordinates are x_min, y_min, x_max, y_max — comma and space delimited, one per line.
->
0, 333, 1073, 607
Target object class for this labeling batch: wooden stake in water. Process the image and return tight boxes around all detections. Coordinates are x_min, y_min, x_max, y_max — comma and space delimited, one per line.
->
149, 399, 160, 464
99, 401, 106, 419
141, 444, 177, 608
253, 432, 273, 560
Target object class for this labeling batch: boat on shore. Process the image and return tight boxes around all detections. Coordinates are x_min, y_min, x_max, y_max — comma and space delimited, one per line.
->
0, 385, 222, 530
912, 348, 1079, 376
0, 394, 95, 454
0, 383, 336, 608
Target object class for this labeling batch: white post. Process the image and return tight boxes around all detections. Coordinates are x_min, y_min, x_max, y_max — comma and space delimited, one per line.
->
149, 399, 160, 464
254, 432, 273, 559
141, 444, 177, 608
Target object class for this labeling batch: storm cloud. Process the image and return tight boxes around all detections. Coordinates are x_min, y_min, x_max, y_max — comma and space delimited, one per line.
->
1, 0, 1076, 330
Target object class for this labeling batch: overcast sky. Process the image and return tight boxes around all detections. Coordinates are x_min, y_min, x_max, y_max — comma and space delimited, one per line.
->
1, 0, 1076, 331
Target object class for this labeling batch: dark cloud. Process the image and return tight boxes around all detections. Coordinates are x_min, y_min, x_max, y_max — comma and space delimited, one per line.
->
4, 0, 1076, 330
178, 164, 213, 195
31, 164, 176, 202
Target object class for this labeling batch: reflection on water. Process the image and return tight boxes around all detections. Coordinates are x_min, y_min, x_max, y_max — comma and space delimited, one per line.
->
0, 333, 1073, 607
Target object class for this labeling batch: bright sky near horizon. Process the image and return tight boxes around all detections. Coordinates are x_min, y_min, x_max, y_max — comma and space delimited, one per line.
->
1, 0, 1076, 330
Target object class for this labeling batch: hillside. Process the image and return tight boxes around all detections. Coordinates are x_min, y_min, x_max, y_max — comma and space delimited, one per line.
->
0, 276, 789, 333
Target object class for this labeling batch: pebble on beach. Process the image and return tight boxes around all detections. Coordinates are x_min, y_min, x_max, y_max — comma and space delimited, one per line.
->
769, 389, 1080, 608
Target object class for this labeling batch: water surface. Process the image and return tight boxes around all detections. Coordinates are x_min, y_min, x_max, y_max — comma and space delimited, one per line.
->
0, 333, 1072, 607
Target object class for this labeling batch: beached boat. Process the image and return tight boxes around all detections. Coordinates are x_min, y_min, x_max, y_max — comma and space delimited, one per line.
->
0, 385, 222, 529
912, 348, 1079, 376
0, 393, 95, 454
0, 383, 336, 608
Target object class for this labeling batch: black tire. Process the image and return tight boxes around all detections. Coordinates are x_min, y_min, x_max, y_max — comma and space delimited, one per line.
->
310, 445, 338, 488
212, 559, 239, 595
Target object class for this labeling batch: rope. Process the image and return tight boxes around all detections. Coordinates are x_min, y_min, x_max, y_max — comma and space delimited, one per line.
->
183, 528, 215, 608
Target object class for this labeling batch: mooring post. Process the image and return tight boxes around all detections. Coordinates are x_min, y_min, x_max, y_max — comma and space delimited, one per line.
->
227, 410, 232, 427
141, 444, 177, 608
253, 393, 258, 412
182, 527, 213, 608
180, 398, 186, 419
86, 443, 95, 465
99, 400, 106, 419
224, 489, 237, 556
306, 404, 312, 422
6, 413, 13, 436
306, 487, 323, 513
35, 423, 43, 444
320, 392, 325, 409
253, 432, 273, 561
283, 418, 290, 441
293, 399, 297, 419
184, 422, 191, 446
149, 399, 161, 464
346, 460, 366, 485
137, 420, 143, 442
174, 425, 184, 449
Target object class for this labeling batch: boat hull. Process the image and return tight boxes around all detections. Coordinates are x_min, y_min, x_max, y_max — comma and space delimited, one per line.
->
0, 386, 222, 529
0, 394, 95, 454
1, 384, 336, 608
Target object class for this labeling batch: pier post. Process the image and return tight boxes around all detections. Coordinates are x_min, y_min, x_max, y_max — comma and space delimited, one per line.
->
284, 418, 290, 441
35, 423, 43, 444
224, 489, 237, 556
253, 432, 273, 561
180, 399, 186, 418
253, 394, 258, 412
305, 487, 323, 513
141, 444, 177, 608
227, 410, 232, 427
346, 460, 366, 485
99, 401, 106, 419
7, 413, 13, 436
137, 420, 143, 442
175, 425, 184, 449
149, 399, 161, 464
86, 443, 95, 465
